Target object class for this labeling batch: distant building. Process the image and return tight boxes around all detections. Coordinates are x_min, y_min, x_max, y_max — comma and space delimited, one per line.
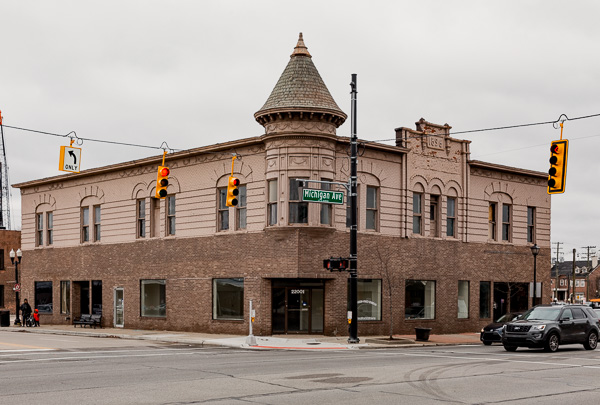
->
551, 257, 599, 303
14, 34, 550, 336
0, 230, 23, 313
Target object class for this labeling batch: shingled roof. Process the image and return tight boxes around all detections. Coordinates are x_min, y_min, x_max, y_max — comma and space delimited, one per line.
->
254, 33, 346, 127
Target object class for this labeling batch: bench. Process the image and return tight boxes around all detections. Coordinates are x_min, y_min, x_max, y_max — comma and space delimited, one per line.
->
73, 314, 102, 329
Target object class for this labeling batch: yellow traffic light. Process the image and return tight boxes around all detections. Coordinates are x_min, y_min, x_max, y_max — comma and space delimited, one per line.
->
226, 176, 240, 207
155, 166, 170, 199
547, 139, 568, 194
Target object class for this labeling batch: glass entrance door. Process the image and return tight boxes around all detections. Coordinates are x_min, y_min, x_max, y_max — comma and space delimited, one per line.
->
114, 288, 124, 328
272, 286, 324, 334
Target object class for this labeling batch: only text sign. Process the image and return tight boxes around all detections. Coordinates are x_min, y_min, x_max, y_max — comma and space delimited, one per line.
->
302, 188, 344, 204
59, 146, 82, 173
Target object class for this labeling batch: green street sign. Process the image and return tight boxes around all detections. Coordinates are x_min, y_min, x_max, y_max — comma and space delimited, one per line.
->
302, 188, 344, 204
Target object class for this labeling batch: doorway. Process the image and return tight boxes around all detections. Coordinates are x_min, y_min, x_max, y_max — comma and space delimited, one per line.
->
114, 288, 124, 328
272, 280, 324, 334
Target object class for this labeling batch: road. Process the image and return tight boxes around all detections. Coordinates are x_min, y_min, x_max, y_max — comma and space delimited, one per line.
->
1, 331, 600, 404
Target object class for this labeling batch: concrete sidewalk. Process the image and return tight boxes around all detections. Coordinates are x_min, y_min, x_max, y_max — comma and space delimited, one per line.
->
1, 317, 482, 350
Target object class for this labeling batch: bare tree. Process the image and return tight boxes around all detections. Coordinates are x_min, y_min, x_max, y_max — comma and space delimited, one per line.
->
376, 246, 394, 339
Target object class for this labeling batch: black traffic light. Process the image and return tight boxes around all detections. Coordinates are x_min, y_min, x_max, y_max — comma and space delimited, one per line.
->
226, 176, 240, 207
155, 166, 170, 199
547, 139, 568, 194
323, 257, 349, 271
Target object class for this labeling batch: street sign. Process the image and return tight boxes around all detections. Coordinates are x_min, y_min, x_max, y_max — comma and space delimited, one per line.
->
302, 188, 344, 204
59, 146, 82, 173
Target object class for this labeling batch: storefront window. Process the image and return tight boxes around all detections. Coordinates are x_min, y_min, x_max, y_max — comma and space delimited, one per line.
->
213, 278, 244, 320
405, 280, 435, 319
348, 279, 382, 321
140, 280, 166, 317
60, 281, 70, 314
458, 280, 469, 319
35, 281, 53, 314
480, 281, 491, 318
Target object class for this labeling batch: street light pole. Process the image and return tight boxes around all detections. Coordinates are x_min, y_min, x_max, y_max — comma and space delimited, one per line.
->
10, 248, 22, 326
348, 73, 359, 344
530, 244, 540, 308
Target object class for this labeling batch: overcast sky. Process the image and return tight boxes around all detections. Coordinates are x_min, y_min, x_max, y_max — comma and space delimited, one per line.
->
1, 1, 599, 259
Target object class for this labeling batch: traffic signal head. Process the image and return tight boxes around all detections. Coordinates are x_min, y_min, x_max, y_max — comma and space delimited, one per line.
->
155, 166, 170, 199
226, 176, 240, 207
547, 139, 568, 194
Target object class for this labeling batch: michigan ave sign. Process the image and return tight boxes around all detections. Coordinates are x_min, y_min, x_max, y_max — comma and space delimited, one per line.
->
302, 188, 344, 204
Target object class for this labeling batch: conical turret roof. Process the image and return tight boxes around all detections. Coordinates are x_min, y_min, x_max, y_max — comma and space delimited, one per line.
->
255, 33, 346, 127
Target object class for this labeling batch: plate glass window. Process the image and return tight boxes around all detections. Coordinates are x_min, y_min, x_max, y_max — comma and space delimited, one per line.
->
458, 281, 469, 319
347, 279, 382, 321
140, 280, 166, 317
60, 281, 70, 314
479, 281, 491, 318
35, 281, 53, 314
213, 278, 244, 320
405, 280, 435, 319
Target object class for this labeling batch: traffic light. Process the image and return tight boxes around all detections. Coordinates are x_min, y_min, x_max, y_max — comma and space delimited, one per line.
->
155, 166, 170, 198
323, 257, 349, 271
547, 139, 568, 194
226, 176, 240, 207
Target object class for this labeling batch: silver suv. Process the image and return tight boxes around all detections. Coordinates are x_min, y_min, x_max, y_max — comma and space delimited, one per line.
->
502, 305, 599, 352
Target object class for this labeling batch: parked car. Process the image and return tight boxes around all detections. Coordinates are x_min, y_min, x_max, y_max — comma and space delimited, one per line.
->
480, 312, 523, 345
595, 309, 600, 318
502, 304, 600, 352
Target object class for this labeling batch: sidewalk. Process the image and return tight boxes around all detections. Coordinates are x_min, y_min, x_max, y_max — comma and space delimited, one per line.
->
0, 316, 482, 350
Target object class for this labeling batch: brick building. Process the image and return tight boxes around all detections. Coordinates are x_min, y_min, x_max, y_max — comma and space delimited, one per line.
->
0, 230, 23, 314
551, 258, 599, 303
14, 34, 551, 336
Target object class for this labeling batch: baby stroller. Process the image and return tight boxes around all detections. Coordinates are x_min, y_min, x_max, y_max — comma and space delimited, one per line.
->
24, 314, 35, 327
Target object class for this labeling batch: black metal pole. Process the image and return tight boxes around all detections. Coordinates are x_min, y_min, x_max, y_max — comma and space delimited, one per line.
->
348, 74, 359, 344
14, 260, 20, 326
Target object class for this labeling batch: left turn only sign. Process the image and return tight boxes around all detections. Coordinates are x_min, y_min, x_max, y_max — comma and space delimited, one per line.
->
59, 146, 82, 173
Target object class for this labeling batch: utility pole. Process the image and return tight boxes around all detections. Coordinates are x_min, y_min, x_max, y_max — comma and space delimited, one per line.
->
553, 242, 563, 301
348, 73, 359, 344
582, 245, 596, 302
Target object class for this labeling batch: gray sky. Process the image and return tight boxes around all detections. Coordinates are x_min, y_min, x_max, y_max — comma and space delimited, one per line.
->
1, 1, 599, 259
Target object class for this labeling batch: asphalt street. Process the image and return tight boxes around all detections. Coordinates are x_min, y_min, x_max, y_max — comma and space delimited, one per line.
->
1, 331, 600, 404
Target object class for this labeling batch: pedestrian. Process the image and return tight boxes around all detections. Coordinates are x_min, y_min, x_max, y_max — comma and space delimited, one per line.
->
20, 299, 32, 327
33, 308, 40, 327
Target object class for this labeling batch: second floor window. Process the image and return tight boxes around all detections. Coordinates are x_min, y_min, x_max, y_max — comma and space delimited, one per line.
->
366, 186, 378, 230
446, 197, 456, 237
320, 180, 332, 226
237, 185, 247, 230
429, 195, 439, 237
412, 192, 422, 235
268, 179, 277, 226
137, 199, 146, 238
167, 195, 176, 235
289, 178, 308, 224
502, 204, 511, 242
527, 206, 535, 243
37, 213, 44, 246
218, 188, 229, 231
94, 205, 101, 241
47, 212, 54, 245
488, 203, 497, 241
82, 207, 90, 242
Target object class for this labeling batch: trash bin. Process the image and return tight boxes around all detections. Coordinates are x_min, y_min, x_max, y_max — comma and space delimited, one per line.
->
0, 310, 10, 327
415, 327, 432, 341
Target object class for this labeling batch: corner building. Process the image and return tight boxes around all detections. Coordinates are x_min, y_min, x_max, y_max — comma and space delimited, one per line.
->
15, 34, 551, 336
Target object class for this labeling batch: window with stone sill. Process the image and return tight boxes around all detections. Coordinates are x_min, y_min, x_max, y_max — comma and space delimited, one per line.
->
289, 178, 308, 224
267, 179, 278, 226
